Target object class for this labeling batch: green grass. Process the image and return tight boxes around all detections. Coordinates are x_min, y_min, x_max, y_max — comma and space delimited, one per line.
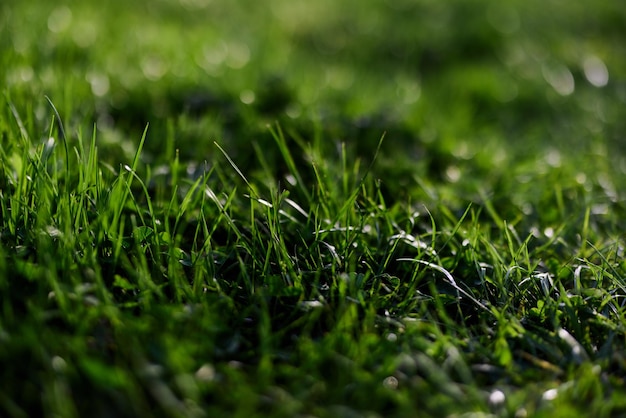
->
1, 0, 626, 417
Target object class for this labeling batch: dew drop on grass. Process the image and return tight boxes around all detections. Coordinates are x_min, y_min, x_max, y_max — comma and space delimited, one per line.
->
542, 388, 558, 401
382, 376, 398, 390
52, 356, 67, 373
489, 389, 506, 408
45, 225, 63, 238
297, 300, 324, 311
196, 364, 215, 382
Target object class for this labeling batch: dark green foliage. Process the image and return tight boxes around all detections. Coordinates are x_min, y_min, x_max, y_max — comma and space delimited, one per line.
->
1, 0, 626, 417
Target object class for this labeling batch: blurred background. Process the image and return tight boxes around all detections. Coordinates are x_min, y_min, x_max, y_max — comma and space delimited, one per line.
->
2, 0, 625, 206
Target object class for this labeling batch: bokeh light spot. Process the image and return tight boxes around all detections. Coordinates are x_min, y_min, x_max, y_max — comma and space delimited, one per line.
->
583, 56, 609, 87
48, 6, 73, 34
542, 63, 574, 96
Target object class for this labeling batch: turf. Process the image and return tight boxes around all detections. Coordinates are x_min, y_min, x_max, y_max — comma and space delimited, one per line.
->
1, 0, 626, 417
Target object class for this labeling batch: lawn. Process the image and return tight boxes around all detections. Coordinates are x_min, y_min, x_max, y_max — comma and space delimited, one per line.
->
1, 0, 626, 416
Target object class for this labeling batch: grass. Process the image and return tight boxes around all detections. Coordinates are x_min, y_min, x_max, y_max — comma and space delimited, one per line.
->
1, 0, 626, 416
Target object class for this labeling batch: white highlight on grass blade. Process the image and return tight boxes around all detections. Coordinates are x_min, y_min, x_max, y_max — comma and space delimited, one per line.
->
534, 272, 554, 297
255, 197, 272, 208
397, 259, 490, 312
505, 266, 525, 284
278, 210, 299, 224
297, 300, 324, 311
214, 141, 254, 193
573, 264, 591, 291
285, 174, 297, 186
321, 241, 341, 266
284, 198, 308, 218
315, 225, 363, 234
205, 187, 222, 208
557, 327, 589, 363
389, 231, 437, 256
246, 195, 305, 224
45, 225, 63, 238
42, 137, 56, 162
